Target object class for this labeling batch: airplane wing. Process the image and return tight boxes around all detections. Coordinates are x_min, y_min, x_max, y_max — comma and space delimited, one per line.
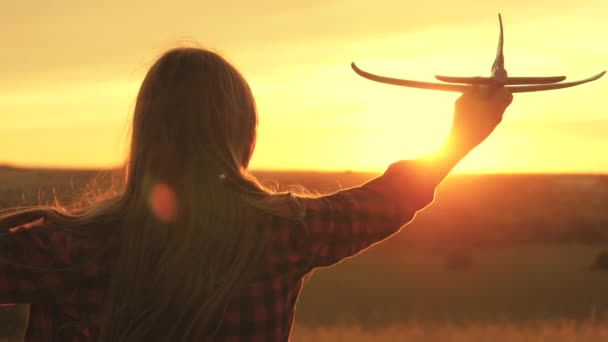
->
351, 62, 469, 92
506, 71, 605, 92
435, 75, 567, 85
353, 63, 605, 93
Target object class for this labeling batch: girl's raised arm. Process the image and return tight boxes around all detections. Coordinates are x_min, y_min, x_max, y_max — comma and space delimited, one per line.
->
301, 88, 513, 269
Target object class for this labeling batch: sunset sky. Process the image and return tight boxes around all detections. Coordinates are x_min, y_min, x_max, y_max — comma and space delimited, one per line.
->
1, 1, 607, 173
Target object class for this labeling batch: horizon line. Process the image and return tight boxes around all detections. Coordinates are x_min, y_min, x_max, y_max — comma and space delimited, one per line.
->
1, 163, 607, 177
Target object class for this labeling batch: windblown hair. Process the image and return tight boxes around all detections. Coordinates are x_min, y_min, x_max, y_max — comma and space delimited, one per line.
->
0, 47, 306, 341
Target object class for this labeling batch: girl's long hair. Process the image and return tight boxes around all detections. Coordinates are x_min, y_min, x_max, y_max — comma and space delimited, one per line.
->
0, 47, 306, 341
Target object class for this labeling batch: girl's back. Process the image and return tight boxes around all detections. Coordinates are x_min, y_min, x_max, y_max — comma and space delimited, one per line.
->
0, 46, 512, 341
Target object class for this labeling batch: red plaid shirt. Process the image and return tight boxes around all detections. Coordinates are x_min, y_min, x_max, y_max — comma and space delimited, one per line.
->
0, 160, 439, 341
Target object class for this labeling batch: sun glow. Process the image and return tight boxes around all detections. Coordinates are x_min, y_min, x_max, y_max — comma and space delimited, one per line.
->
1, 2, 607, 173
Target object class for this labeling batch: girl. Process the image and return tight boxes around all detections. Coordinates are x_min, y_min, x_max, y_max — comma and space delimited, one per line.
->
0, 47, 513, 341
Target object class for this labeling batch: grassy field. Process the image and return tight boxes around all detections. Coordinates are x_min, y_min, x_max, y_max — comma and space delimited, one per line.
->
291, 320, 608, 341
296, 244, 608, 325
1, 166, 607, 340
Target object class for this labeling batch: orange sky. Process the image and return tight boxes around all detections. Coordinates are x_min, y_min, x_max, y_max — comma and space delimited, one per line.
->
1, 1, 607, 173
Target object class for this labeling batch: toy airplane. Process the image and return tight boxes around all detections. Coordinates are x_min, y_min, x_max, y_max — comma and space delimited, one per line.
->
351, 14, 605, 92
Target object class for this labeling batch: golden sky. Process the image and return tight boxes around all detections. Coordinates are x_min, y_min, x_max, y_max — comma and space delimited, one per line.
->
1, 0, 607, 173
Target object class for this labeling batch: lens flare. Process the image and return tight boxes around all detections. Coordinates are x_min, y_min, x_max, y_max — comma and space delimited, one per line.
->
147, 182, 178, 223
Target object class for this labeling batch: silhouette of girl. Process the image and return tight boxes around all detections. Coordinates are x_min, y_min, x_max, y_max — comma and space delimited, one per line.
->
0, 47, 513, 341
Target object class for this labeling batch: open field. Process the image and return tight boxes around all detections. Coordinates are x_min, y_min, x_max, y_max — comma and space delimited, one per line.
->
291, 320, 608, 342
1, 166, 607, 340
296, 244, 608, 326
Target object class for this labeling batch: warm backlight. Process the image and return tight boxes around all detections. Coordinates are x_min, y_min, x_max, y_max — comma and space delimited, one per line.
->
0, 4, 606, 173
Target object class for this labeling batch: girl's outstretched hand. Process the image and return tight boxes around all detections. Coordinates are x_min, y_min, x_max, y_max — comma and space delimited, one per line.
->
449, 87, 514, 153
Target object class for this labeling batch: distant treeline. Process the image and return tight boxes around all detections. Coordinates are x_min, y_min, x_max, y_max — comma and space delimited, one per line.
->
1, 167, 607, 249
